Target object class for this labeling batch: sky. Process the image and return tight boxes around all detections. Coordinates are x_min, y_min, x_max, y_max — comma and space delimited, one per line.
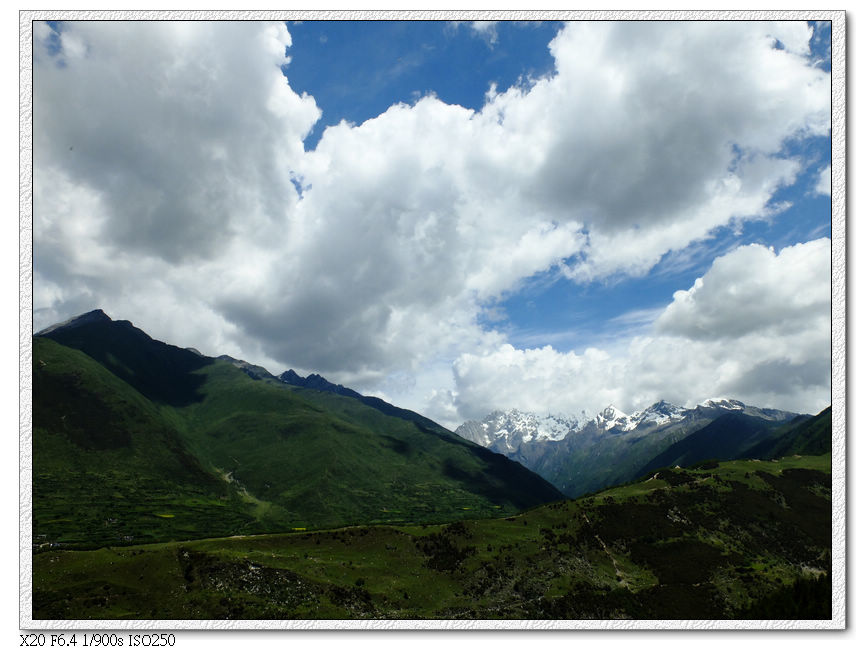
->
31, 19, 833, 428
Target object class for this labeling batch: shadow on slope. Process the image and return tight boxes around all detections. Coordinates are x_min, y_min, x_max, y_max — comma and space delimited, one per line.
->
37, 309, 213, 407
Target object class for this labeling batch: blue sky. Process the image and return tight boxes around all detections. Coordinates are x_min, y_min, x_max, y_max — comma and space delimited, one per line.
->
32, 19, 833, 426
285, 21, 561, 149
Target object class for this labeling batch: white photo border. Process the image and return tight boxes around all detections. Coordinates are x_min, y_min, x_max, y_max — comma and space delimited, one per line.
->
19, 8, 847, 631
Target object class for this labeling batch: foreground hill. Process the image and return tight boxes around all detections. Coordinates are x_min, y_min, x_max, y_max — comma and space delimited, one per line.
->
33, 337, 259, 547
33, 311, 562, 548
33, 454, 831, 620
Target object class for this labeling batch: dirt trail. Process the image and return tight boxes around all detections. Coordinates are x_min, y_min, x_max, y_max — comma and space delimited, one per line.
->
583, 513, 634, 593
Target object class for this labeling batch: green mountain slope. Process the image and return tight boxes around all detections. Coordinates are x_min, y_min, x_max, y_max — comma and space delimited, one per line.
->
33, 312, 562, 547
635, 411, 788, 477
33, 337, 260, 548
538, 423, 701, 497
174, 359, 562, 529
33, 454, 831, 620
743, 407, 831, 460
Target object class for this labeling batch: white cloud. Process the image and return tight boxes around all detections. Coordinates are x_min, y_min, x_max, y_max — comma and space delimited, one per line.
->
34, 21, 320, 264
469, 21, 499, 45
451, 344, 623, 422
449, 21, 500, 46
815, 165, 831, 195
655, 238, 829, 340
485, 21, 825, 282
442, 240, 830, 425
32, 21, 830, 422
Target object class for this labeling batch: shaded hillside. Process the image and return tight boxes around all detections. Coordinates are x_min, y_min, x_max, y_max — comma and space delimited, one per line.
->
33, 312, 562, 548
744, 407, 831, 460
538, 422, 701, 497
636, 411, 789, 477
33, 455, 831, 620
37, 309, 213, 407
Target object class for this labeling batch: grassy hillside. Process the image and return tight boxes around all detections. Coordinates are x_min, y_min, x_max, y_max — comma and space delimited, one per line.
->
173, 360, 562, 530
33, 454, 831, 620
39, 310, 214, 407
33, 320, 562, 548
32, 337, 260, 548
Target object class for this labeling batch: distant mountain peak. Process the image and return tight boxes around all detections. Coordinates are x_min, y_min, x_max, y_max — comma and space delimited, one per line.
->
279, 370, 358, 396
454, 398, 804, 498
699, 398, 745, 410
36, 309, 112, 336
280, 369, 303, 382
454, 409, 591, 450
596, 405, 634, 431
457, 397, 791, 454
216, 355, 275, 381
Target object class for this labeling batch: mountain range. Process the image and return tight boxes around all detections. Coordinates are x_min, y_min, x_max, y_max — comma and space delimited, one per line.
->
30, 309, 832, 620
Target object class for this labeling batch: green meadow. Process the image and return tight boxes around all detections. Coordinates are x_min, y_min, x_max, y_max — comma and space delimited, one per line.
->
34, 455, 831, 620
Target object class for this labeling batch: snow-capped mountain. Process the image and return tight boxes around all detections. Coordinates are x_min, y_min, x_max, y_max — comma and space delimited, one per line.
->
699, 398, 745, 410
581, 400, 690, 435
456, 401, 689, 450
457, 399, 790, 447
455, 409, 591, 455
595, 405, 631, 431
455, 399, 802, 497
591, 400, 689, 433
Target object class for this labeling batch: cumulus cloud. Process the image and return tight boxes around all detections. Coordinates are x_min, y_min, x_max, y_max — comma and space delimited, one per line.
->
655, 238, 830, 340
34, 22, 319, 358
501, 21, 826, 281
452, 344, 623, 421
35, 22, 319, 263
448, 240, 830, 424
32, 20, 830, 421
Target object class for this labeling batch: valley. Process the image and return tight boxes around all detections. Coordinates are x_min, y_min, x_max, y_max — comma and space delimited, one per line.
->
30, 310, 833, 620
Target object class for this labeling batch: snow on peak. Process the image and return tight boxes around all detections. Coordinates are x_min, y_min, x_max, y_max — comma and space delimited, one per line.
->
633, 400, 686, 427
596, 405, 634, 431
457, 397, 782, 451
592, 401, 692, 433
699, 398, 745, 410
536, 411, 592, 441
469, 409, 589, 444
